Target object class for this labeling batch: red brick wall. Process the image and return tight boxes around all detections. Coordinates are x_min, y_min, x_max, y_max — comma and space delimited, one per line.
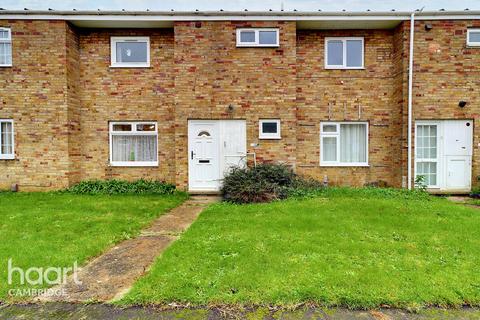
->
76, 28, 176, 184
173, 21, 297, 189
410, 19, 480, 187
0, 20, 72, 190
2, 19, 480, 190
296, 29, 402, 186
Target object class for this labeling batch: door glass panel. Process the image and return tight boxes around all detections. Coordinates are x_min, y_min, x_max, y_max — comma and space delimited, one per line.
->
198, 131, 211, 137
417, 125, 437, 160
417, 162, 437, 186
416, 124, 438, 186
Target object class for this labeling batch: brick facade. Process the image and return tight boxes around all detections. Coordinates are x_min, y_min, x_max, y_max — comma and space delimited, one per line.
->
0, 18, 479, 191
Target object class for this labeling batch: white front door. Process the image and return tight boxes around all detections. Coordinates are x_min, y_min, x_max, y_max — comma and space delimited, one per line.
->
188, 120, 247, 192
415, 120, 473, 192
444, 120, 473, 190
188, 121, 221, 191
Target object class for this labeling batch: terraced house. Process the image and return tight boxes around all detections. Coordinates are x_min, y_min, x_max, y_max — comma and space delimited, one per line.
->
0, 9, 479, 193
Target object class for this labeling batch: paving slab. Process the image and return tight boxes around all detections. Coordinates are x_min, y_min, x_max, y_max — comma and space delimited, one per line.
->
36, 196, 218, 303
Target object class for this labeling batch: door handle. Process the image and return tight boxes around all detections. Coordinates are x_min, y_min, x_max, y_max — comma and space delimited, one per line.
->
191, 151, 194, 160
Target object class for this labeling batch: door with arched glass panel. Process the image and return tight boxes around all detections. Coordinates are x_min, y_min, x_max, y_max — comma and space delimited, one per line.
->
188, 121, 220, 191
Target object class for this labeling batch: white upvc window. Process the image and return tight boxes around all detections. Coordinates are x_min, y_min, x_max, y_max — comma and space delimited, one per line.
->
467, 29, 480, 47
415, 122, 439, 187
109, 121, 158, 167
259, 119, 281, 139
0, 119, 14, 159
0, 27, 12, 67
236, 28, 279, 47
325, 37, 364, 69
320, 122, 368, 166
110, 37, 150, 68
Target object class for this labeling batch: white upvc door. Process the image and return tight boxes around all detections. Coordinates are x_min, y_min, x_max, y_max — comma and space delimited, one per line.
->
220, 120, 247, 176
188, 121, 221, 191
188, 120, 246, 192
415, 120, 473, 192
443, 120, 473, 190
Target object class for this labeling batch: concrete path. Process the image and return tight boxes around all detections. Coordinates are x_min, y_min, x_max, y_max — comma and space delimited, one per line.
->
1, 303, 480, 320
37, 196, 218, 303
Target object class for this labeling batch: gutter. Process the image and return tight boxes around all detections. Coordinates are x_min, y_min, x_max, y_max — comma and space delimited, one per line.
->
0, 9, 480, 20
407, 12, 415, 190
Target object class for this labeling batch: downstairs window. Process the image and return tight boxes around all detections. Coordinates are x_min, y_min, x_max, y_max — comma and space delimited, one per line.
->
109, 121, 158, 166
320, 122, 368, 166
0, 119, 14, 159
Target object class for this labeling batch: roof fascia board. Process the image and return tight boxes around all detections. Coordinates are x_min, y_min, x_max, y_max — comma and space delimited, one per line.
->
0, 11, 480, 21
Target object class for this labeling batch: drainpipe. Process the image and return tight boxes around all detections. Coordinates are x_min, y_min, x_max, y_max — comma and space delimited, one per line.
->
407, 12, 415, 189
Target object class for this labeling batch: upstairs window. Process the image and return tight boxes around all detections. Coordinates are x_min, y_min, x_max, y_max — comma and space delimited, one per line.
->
320, 122, 368, 166
236, 28, 279, 47
467, 29, 480, 46
0, 27, 12, 67
109, 121, 158, 166
110, 37, 150, 68
0, 119, 14, 159
325, 37, 364, 69
259, 119, 281, 139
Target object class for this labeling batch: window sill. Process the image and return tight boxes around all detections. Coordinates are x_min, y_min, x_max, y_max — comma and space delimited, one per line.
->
259, 136, 281, 140
110, 161, 158, 167
324, 66, 365, 70
110, 64, 151, 68
236, 44, 280, 48
320, 163, 369, 167
0, 155, 15, 160
0, 64, 12, 68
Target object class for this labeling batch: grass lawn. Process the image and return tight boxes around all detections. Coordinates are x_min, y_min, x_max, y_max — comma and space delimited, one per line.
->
122, 188, 480, 309
0, 192, 187, 302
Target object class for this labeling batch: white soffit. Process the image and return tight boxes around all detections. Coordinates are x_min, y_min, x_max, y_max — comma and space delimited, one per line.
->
297, 20, 402, 29
71, 20, 174, 28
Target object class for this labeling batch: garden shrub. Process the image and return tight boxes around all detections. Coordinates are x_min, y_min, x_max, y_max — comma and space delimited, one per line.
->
66, 179, 176, 195
222, 164, 323, 204
222, 164, 431, 204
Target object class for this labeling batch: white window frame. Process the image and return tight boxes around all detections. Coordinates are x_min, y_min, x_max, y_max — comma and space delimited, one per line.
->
467, 29, 480, 47
0, 27, 12, 67
259, 119, 281, 139
110, 36, 150, 68
320, 121, 369, 167
236, 28, 280, 47
414, 121, 440, 188
109, 121, 158, 167
0, 119, 14, 160
324, 37, 364, 69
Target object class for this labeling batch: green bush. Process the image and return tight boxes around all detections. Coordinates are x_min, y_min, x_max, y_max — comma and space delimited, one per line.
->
65, 179, 176, 195
222, 164, 323, 204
